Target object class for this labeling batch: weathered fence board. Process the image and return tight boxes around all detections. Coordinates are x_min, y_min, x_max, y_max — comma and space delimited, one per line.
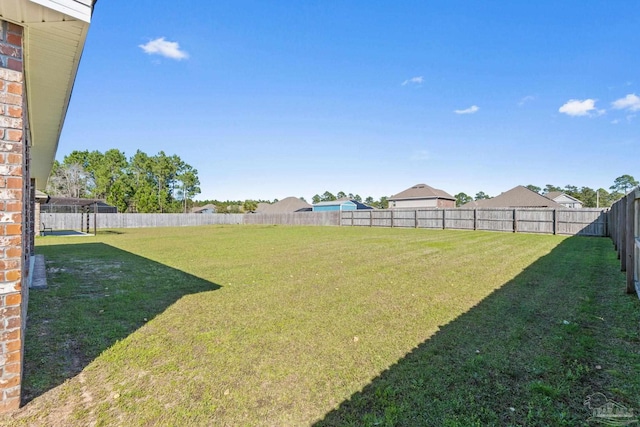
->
42, 212, 339, 231
608, 188, 640, 296
340, 208, 608, 236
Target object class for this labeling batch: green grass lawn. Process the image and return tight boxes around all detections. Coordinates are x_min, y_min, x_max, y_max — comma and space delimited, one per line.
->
4, 226, 639, 426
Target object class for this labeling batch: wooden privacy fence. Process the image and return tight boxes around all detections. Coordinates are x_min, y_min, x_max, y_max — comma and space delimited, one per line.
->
608, 188, 640, 296
341, 208, 608, 236
41, 211, 340, 230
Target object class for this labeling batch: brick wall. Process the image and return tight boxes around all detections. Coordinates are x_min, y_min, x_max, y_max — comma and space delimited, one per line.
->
0, 20, 26, 412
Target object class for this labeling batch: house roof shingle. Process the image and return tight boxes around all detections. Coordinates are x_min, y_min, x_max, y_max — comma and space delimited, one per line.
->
461, 186, 564, 208
389, 183, 455, 201
256, 197, 312, 213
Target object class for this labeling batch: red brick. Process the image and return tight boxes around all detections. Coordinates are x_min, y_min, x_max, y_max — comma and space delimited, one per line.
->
6, 59, 21, 72
0, 396, 20, 413
5, 224, 20, 235
3, 363, 20, 375
7, 213, 21, 223
5, 201, 21, 212
4, 294, 20, 307
6, 83, 22, 96
5, 178, 21, 190
4, 386, 20, 399
6, 130, 22, 142
0, 46, 20, 59
7, 23, 23, 35
0, 329, 20, 342
6, 34, 21, 47
5, 339, 21, 353
0, 81, 4, 91
0, 374, 20, 389
0, 307, 20, 319
4, 247, 21, 259
5, 269, 20, 281
0, 177, 5, 188
5, 317, 21, 330
6, 106, 21, 118
3, 351, 21, 365
6, 154, 21, 165
1, 236, 22, 247
0, 93, 22, 107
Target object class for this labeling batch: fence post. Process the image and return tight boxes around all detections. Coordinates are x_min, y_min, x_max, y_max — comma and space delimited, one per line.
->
473, 209, 477, 230
513, 209, 518, 233
442, 209, 446, 230
621, 195, 628, 269
369, 210, 373, 227
415, 210, 418, 228
552, 209, 557, 235
626, 193, 635, 293
391, 210, 394, 228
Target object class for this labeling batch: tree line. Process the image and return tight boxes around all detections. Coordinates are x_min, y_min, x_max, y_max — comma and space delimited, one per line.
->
46, 149, 201, 213
454, 175, 638, 208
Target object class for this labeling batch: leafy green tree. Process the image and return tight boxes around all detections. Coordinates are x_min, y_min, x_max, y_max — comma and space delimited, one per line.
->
455, 192, 472, 207
475, 191, 490, 201
336, 191, 347, 199
610, 174, 638, 194
321, 191, 336, 202
243, 200, 258, 212
365, 196, 375, 206
312, 194, 321, 204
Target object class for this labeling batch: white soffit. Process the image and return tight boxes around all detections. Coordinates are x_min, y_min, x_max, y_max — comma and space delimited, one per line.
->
0, 0, 93, 189
27, 19, 89, 188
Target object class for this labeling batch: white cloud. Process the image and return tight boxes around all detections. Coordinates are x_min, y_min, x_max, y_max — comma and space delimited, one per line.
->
611, 94, 640, 112
518, 95, 536, 106
402, 76, 423, 86
558, 99, 601, 116
454, 105, 479, 114
139, 37, 189, 60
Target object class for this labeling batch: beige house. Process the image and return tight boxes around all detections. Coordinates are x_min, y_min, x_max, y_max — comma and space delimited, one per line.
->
0, 0, 95, 412
544, 191, 583, 209
388, 183, 456, 209
461, 186, 564, 209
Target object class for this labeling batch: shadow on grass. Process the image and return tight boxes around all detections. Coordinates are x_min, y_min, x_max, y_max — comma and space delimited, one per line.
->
23, 242, 220, 405
315, 236, 640, 427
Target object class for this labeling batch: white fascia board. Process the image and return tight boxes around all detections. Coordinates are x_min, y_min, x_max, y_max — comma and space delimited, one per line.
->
28, 0, 93, 23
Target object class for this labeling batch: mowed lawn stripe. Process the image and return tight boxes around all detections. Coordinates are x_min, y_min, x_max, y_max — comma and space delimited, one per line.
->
6, 226, 637, 426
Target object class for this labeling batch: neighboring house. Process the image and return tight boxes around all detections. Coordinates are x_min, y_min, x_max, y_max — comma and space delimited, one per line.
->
0, 0, 95, 412
544, 191, 583, 209
312, 200, 357, 212
388, 183, 456, 209
338, 198, 374, 210
256, 197, 312, 213
460, 186, 564, 208
191, 203, 217, 214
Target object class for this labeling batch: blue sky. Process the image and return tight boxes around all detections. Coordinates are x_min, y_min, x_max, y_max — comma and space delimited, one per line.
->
59, 1, 640, 201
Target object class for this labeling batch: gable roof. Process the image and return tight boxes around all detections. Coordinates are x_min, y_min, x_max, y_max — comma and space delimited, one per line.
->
257, 197, 312, 213
389, 183, 455, 201
336, 197, 374, 210
544, 192, 583, 204
471, 186, 564, 208
191, 204, 217, 213
313, 200, 356, 207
